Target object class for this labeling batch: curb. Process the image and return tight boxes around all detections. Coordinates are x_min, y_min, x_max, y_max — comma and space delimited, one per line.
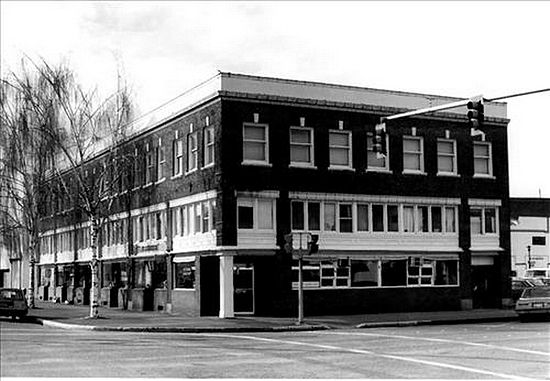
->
356, 316, 518, 328
34, 318, 330, 333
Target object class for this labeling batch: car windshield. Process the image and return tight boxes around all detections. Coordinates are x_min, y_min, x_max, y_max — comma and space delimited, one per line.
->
0, 289, 24, 300
522, 288, 550, 298
525, 270, 548, 277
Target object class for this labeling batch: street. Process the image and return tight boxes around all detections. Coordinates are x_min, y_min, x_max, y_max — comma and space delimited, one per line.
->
1, 319, 549, 379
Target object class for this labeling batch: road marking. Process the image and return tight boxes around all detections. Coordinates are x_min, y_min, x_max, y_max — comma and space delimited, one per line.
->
200, 333, 532, 380
320, 331, 550, 357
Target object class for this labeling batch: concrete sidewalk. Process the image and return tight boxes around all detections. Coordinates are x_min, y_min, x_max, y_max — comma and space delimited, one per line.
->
24, 301, 519, 332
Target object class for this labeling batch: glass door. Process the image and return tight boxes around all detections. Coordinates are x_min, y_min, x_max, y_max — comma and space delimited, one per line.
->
234, 264, 254, 315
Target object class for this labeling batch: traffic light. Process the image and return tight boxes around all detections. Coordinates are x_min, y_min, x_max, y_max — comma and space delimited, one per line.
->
372, 122, 387, 157
467, 99, 484, 131
308, 234, 319, 254
283, 233, 293, 254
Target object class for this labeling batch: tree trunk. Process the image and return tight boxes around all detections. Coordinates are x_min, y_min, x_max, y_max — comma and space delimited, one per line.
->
89, 218, 100, 318
27, 236, 39, 309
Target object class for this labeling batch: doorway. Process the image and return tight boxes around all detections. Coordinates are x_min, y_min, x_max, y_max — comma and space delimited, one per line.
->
471, 265, 499, 309
234, 264, 254, 315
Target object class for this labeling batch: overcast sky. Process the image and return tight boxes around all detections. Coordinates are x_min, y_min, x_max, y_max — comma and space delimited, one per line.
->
2, 1, 549, 197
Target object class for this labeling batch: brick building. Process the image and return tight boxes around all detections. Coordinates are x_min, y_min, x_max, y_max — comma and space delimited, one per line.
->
36, 72, 512, 317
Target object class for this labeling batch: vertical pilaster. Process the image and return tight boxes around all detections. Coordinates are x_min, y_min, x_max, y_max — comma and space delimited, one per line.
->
219, 254, 234, 318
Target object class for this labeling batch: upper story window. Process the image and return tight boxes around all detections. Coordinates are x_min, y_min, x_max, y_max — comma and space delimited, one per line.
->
187, 131, 198, 173
243, 123, 269, 165
328, 130, 352, 169
203, 126, 215, 167
157, 144, 166, 182
237, 198, 274, 230
145, 149, 154, 185
473, 141, 493, 177
133, 149, 142, 188
290, 127, 314, 167
437, 139, 457, 175
470, 207, 498, 235
173, 139, 183, 177
366, 132, 389, 171
403, 136, 424, 174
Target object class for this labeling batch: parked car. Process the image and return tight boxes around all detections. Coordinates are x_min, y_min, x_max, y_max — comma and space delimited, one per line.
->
0, 288, 28, 320
511, 278, 545, 301
515, 286, 550, 321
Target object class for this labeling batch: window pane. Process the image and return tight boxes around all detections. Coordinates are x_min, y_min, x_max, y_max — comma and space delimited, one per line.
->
418, 206, 429, 232
470, 208, 482, 234
474, 158, 489, 174
351, 260, 378, 287
329, 132, 349, 147
404, 153, 421, 170
308, 202, 320, 231
291, 201, 305, 230
438, 141, 454, 154
474, 143, 489, 157
339, 204, 352, 233
381, 260, 406, 286
175, 263, 195, 289
244, 126, 265, 140
438, 156, 454, 172
485, 208, 496, 233
291, 129, 311, 144
387, 205, 399, 232
403, 138, 420, 152
403, 206, 415, 233
357, 204, 369, 231
445, 207, 456, 233
368, 151, 386, 168
258, 200, 273, 229
431, 207, 442, 233
291, 146, 310, 162
372, 204, 384, 232
435, 260, 458, 285
244, 142, 266, 161
329, 148, 349, 166
324, 203, 336, 231
238, 205, 254, 229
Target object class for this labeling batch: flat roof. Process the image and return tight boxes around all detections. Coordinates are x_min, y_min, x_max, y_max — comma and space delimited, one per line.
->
126, 71, 508, 137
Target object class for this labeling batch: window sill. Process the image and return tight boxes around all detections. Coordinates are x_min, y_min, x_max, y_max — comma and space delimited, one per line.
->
201, 163, 215, 170
402, 170, 427, 176
289, 163, 317, 169
437, 172, 460, 178
473, 174, 496, 180
171, 174, 183, 180
328, 165, 355, 172
132, 186, 141, 192
143, 183, 153, 189
185, 168, 198, 176
155, 178, 166, 185
241, 161, 272, 167
366, 168, 392, 174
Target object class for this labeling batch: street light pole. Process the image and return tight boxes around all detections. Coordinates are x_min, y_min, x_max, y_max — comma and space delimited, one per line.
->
298, 239, 304, 325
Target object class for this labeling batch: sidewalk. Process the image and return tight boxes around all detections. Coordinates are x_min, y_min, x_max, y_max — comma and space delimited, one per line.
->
23, 301, 519, 333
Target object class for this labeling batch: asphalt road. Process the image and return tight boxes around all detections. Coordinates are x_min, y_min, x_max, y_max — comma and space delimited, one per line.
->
1, 318, 549, 379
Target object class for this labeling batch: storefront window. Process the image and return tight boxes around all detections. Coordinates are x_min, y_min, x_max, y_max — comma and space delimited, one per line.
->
351, 260, 378, 287
381, 259, 406, 286
435, 260, 458, 285
175, 263, 195, 289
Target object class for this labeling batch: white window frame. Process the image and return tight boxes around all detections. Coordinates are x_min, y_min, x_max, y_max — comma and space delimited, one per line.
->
328, 130, 353, 170
366, 132, 390, 172
173, 139, 183, 177
437, 138, 457, 176
471, 206, 499, 236
187, 132, 198, 174
237, 198, 275, 231
402, 136, 425, 174
289, 126, 315, 168
242, 123, 270, 166
473, 141, 493, 178
203, 126, 215, 168
157, 145, 166, 182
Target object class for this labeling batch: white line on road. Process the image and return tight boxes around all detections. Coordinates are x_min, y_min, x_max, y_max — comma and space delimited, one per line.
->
200, 333, 533, 380
320, 331, 550, 357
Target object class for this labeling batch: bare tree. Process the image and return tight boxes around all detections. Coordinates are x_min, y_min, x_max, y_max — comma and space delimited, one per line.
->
1, 57, 134, 317
1, 62, 59, 308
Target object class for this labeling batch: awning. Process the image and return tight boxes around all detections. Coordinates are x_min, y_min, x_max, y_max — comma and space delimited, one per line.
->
173, 255, 196, 263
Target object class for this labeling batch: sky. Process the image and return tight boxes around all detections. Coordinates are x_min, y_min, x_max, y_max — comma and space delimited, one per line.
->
1, 1, 549, 198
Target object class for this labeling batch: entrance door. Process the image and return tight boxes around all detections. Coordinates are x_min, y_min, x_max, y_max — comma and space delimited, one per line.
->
234, 264, 254, 315
472, 265, 499, 309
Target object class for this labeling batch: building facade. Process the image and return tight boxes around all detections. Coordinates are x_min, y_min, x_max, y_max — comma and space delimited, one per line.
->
36, 72, 512, 317
510, 198, 550, 277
